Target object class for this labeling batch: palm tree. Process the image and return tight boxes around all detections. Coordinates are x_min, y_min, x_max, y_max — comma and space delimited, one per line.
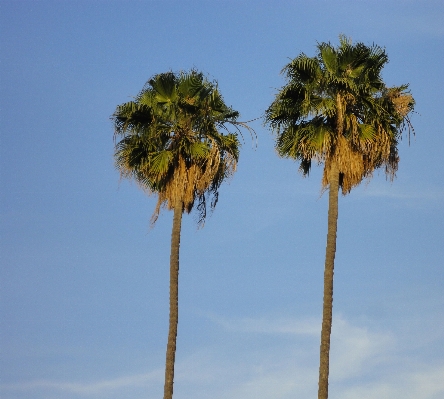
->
112, 70, 251, 399
265, 36, 414, 399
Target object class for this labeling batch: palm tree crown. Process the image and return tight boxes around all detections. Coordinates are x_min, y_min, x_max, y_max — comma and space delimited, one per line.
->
265, 35, 414, 192
113, 70, 244, 224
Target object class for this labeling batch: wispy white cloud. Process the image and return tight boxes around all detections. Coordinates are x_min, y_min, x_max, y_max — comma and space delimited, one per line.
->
364, 186, 444, 201
349, 182, 444, 208
221, 364, 317, 399
207, 313, 320, 335
339, 365, 444, 399
330, 316, 395, 381
2, 314, 443, 399
204, 313, 444, 399
1, 368, 163, 397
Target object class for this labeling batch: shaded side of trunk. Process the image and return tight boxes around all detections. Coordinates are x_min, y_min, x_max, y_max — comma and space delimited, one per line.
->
163, 201, 183, 399
318, 162, 340, 399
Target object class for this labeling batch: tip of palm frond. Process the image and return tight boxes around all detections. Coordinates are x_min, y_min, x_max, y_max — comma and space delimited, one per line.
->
232, 119, 258, 149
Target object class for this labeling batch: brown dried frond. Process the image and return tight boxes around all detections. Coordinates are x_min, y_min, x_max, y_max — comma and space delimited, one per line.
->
393, 94, 412, 117
322, 135, 365, 193
388, 90, 413, 117
362, 127, 394, 176
346, 114, 361, 149
222, 151, 237, 179
150, 144, 236, 225
195, 142, 221, 192
322, 127, 397, 194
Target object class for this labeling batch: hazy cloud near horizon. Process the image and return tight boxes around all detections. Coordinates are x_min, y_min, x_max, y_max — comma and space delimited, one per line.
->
2, 314, 443, 399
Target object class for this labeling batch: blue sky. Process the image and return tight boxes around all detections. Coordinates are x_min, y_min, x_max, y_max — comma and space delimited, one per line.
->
1, 1, 443, 399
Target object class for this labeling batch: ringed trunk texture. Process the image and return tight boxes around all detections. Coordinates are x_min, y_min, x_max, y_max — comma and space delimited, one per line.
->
318, 162, 340, 399
163, 201, 183, 399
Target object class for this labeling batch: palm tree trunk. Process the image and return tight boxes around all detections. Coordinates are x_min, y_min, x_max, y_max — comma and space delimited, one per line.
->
163, 200, 183, 399
318, 162, 339, 399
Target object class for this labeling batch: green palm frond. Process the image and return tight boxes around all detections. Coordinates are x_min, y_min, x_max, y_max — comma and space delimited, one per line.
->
149, 150, 174, 179
188, 141, 210, 160
177, 70, 205, 98
357, 123, 375, 140
113, 102, 154, 136
150, 72, 178, 104
319, 43, 338, 75
285, 54, 320, 83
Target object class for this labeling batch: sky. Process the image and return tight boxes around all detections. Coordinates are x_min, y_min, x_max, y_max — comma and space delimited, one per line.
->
0, 1, 443, 399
